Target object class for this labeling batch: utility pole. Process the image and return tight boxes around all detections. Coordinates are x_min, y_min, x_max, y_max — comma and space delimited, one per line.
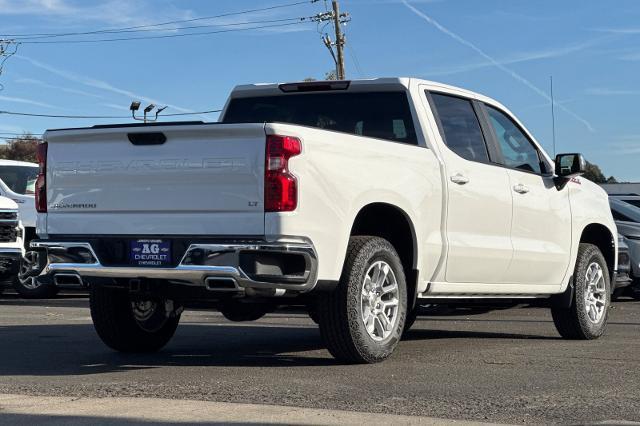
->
332, 1, 346, 80
313, 1, 350, 80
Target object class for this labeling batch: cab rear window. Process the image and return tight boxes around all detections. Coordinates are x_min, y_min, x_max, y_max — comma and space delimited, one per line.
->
222, 92, 418, 145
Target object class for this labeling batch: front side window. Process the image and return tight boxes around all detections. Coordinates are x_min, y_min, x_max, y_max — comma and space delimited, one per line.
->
486, 106, 543, 174
430, 93, 489, 163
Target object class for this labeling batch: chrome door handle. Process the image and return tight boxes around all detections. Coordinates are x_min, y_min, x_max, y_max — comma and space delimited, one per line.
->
450, 174, 469, 185
513, 184, 529, 194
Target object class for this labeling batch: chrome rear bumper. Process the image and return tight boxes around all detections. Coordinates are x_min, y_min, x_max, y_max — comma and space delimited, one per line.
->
30, 240, 318, 293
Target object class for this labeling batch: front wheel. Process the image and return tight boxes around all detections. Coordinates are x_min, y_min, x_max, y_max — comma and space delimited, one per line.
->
90, 285, 181, 352
551, 243, 611, 340
317, 236, 407, 364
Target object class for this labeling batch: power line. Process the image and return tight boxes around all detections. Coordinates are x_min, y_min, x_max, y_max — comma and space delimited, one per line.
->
0, 109, 221, 119
17, 21, 313, 45
1, 0, 319, 39
11, 17, 309, 41
347, 43, 365, 78
313, 1, 350, 79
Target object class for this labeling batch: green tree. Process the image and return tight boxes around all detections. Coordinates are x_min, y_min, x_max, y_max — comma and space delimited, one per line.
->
0, 133, 41, 163
582, 161, 617, 184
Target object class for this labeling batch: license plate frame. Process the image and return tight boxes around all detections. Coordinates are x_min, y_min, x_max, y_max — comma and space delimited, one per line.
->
130, 239, 171, 267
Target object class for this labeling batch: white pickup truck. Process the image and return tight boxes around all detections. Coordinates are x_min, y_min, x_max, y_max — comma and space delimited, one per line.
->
31, 78, 617, 363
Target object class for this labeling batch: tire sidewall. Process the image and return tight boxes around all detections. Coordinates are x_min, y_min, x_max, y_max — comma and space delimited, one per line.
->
573, 245, 611, 338
345, 240, 407, 361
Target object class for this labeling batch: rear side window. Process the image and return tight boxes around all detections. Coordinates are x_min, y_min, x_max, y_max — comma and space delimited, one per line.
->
430, 93, 489, 163
486, 106, 543, 175
223, 92, 418, 145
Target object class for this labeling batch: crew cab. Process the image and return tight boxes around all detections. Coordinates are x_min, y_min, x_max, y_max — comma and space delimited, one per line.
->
30, 78, 617, 363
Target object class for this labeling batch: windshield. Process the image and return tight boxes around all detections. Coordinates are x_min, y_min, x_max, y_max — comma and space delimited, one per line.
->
222, 91, 418, 145
610, 199, 640, 223
0, 165, 39, 195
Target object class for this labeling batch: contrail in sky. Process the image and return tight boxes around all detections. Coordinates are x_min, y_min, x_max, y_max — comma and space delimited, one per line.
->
402, 0, 595, 132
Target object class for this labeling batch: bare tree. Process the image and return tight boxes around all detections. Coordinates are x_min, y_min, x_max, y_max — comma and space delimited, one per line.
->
0, 133, 41, 163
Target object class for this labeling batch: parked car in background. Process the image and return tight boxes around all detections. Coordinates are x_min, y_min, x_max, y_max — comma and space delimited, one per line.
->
0, 159, 38, 234
0, 159, 58, 298
30, 78, 617, 363
610, 193, 640, 209
0, 196, 25, 295
614, 234, 633, 296
609, 198, 640, 300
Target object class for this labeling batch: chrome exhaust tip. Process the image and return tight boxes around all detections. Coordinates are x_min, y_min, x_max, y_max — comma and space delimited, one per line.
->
53, 273, 84, 287
204, 277, 241, 292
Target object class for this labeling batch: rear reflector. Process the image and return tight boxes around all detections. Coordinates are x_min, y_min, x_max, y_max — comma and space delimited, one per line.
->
265, 135, 301, 212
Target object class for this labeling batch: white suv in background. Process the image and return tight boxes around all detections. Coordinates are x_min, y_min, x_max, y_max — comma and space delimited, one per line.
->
0, 159, 58, 298
0, 195, 25, 296
0, 159, 38, 232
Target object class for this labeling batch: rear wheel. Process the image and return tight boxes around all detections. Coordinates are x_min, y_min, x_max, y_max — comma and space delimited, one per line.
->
551, 243, 611, 340
317, 236, 407, 364
90, 285, 181, 352
15, 251, 58, 299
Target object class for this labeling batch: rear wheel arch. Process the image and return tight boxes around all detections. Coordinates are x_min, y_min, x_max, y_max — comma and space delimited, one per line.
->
349, 203, 418, 307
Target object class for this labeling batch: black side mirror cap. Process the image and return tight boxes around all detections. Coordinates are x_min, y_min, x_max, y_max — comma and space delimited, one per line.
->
555, 153, 586, 178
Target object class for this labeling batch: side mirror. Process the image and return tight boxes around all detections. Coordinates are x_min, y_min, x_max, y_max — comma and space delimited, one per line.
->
555, 153, 586, 178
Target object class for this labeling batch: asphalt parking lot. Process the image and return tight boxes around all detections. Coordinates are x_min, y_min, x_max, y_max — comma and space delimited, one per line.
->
0, 292, 639, 425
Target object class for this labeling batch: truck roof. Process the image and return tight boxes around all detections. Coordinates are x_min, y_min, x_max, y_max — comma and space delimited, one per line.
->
230, 77, 494, 103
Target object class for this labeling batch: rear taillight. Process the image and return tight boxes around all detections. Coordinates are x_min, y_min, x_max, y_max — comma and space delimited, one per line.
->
265, 135, 301, 212
35, 142, 47, 213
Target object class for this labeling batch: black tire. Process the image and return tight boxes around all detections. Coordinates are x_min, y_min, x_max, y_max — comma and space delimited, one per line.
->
15, 250, 58, 299
551, 243, 611, 340
219, 302, 270, 322
317, 236, 407, 364
90, 285, 180, 353
307, 301, 320, 324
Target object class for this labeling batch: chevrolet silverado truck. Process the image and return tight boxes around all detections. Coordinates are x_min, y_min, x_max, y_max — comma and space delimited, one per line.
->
29, 78, 617, 363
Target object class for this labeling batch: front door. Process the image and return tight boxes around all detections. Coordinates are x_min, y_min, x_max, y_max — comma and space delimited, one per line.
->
483, 104, 572, 285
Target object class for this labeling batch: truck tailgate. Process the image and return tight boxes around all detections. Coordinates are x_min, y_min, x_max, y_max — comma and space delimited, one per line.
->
43, 123, 266, 236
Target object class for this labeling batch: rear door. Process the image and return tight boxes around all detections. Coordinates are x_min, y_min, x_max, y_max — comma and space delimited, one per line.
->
45, 123, 266, 236
482, 104, 572, 285
428, 92, 514, 284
